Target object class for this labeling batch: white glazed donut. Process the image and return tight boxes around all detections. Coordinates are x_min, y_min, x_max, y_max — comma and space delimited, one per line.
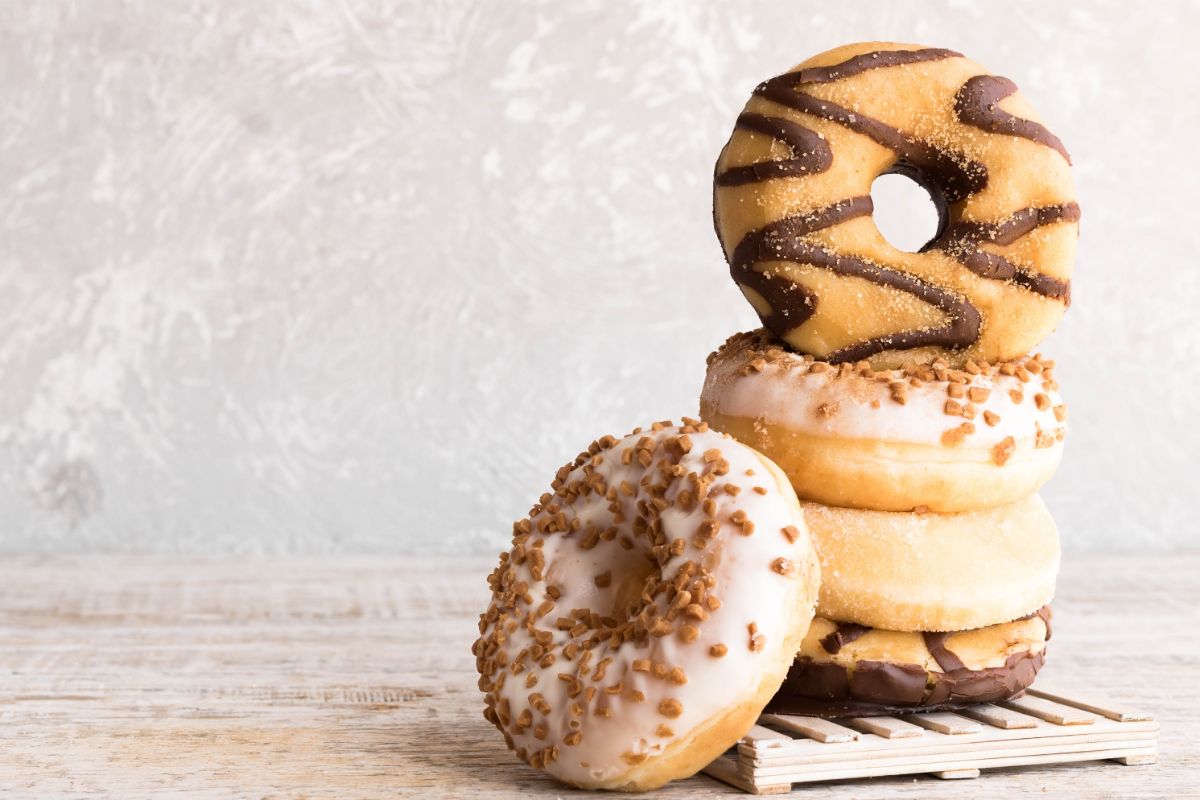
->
701, 331, 1067, 512
473, 420, 821, 791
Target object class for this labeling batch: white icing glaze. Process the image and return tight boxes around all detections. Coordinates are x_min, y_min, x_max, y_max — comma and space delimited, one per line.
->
475, 425, 817, 788
702, 338, 1066, 449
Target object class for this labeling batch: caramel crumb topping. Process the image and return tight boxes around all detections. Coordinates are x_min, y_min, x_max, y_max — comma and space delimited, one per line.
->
940, 422, 975, 447
709, 643, 728, 657
982, 410, 1000, 427
678, 624, 700, 643
1034, 393, 1051, 410
816, 402, 839, 418
968, 386, 990, 403
656, 724, 674, 737
1009, 389, 1024, 404
780, 525, 800, 543
593, 570, 611, 589
992, 436, 1016, 466
564, 731, 581, 746
1053, 404, 1068, 422
658, 699, 683, 718
771, 557, 794, 576
944, 400, 963, 417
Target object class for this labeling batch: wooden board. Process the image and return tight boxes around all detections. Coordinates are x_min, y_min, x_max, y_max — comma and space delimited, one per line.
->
705, 691, 1157, 793
0, 554, 1194, 799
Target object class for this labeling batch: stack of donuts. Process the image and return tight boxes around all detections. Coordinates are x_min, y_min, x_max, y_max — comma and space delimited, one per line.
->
701, 41, 1075, 718
474, 42, 1078, 791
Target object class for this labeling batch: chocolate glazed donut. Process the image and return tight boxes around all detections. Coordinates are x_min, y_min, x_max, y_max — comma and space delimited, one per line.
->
714, 43, 1080, 369
768, 608, 1053, 717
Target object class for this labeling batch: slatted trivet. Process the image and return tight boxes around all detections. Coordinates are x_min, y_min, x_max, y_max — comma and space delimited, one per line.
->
703, 688, 1157, 794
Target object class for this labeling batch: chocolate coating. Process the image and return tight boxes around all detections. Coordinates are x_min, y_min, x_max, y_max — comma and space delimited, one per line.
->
768, 650, 1045, 717
768, 606, 1053, 717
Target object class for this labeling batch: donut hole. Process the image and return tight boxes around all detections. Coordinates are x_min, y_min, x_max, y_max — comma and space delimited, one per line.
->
609, 559, 657, 621
870, 171, 945, 253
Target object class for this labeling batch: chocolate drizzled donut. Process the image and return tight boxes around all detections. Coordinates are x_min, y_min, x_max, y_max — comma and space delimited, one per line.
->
769, 609, 1052, 718
714, 42, 1079, 368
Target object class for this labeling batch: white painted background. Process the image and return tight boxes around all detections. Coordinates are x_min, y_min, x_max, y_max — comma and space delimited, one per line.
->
1, 1, 1196, 553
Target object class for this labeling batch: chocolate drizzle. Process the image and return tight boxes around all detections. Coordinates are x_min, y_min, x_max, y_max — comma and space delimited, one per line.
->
730, 198, 982, 362
715, 112, 833, 187
791, 47, 962, 84
753, 73, 986, 203
955, 75, 1072, 163
937, 204, 1080, 303
819, 622, 871, 654
715, 47, 1079, 360
922, 631, 969, 672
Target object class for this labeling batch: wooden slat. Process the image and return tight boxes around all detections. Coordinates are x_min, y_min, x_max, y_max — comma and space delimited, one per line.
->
711, 684, 1160, 794
759, 714, 858, 743
1114, 754, 1157, 766
741, 735, 1158, 776
751, 745, 1159, 787
742, 720, 1159, 764
958, 703, 1040, 729
1002, 695, 1097, 725
702, 753, 764, 794
741, 724, 791, 749
844, 715, 925, 738
1028, 688, 1155, 722
902, 712, 983, 735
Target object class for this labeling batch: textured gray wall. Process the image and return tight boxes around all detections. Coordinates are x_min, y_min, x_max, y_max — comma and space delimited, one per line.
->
1, 1, 1196, 553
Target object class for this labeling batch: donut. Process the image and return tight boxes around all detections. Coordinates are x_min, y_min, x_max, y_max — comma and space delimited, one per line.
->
802, 496, 1059, 632
713, 42, 1079, 369
472, 420, 821, 791
700, 330, 1067, 512
767, 607, 1051, 717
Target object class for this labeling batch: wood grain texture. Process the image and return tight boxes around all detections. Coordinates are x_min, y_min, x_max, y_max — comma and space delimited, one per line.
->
0, 554, 1194, 798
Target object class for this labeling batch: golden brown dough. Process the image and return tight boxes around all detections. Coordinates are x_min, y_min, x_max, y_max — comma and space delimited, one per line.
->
714, 42, 1079, 369
803, 496, 1059, 632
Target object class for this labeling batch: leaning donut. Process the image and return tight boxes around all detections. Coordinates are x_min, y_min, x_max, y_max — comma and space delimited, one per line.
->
714, 41, 1079, 369
701, 330, 1067, 512
802, 496, 1059, 632
473, 420, 821, 791
768, 608, 1052, 717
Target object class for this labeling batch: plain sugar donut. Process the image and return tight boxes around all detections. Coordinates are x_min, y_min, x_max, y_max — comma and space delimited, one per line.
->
803, 496, 1059, 632
714, 42, 1079, 369
473, 420, 821, 791
700, 330, 1067, 512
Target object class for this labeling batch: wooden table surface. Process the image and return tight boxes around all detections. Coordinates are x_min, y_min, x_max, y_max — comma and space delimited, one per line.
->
0, 554, 1194, 798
